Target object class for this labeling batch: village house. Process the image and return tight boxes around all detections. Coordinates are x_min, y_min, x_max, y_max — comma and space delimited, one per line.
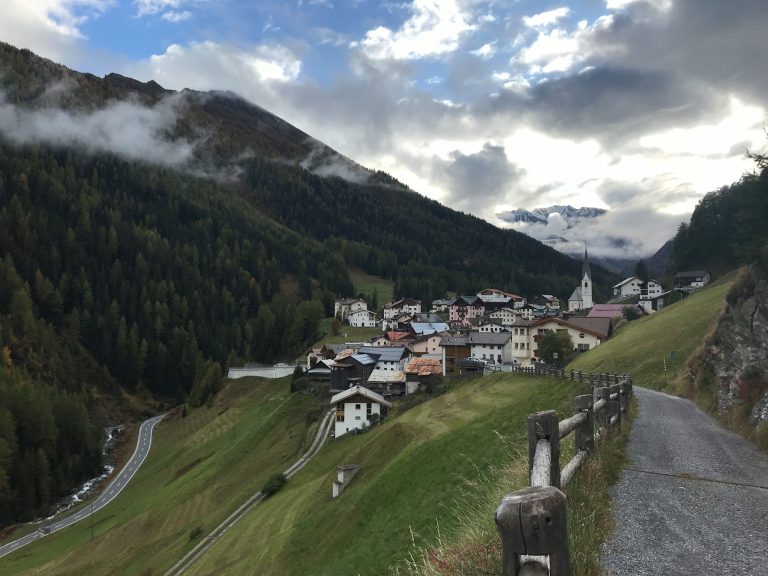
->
405, 357, 443, 393
507, 317, 533, 365
587, 303, 645, 319
347, 308, 377, 328
383, 298, 422, 319
408, 332, 446, 356
612, 276, 643, 298
448, 295, 485, 326
489, 307, 519, 325
334, 298, 368, 321
431, 298, 452, 312
568, 248, 593, 312
534, 294, 561, 309
408, 321, 450, 336
366, 369, 407, 396
640, 279, 663, 299
467, 331, 514, 364
475, 319, 509, 333
529, 316, 612, 358
358, 346, 411, 372
675, 270, 711, 290
331, 385, 392, 438
380, 311, 414, 331
440, 334, 470, 376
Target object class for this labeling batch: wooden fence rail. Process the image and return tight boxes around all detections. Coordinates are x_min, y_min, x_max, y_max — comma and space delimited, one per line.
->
495, 369, 633, 576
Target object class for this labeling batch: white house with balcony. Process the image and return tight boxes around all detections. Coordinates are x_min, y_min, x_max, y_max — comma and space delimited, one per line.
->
331, 385, 392, 438
383, 298, 422, 320
613, 276, 644, 298
347, 309, 377, 328
335, 298, 368, 321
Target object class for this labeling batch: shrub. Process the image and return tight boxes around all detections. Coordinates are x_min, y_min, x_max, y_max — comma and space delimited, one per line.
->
189, 526, 203, 541
261, 473, 288, 497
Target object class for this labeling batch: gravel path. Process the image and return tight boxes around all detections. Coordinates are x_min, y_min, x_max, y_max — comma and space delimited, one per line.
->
602, 387, 768, 575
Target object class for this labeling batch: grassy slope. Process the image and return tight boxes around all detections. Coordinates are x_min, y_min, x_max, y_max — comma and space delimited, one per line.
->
349, 267, 395, 308
0, 378, 321, 576
567, 278, 733, 389
186, 374, 583, 576
312, 317, 382, 348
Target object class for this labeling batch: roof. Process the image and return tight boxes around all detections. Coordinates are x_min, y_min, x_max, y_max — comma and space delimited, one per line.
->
613, 276, 639, 289
384, 298, 420, 308
414, 313, 443, 323
440, 335, 469, 347
334, 348, 356, 361
386, 331, 411, 341
330, 385, 393, 407
410, 322, 450, 335
358, 346, 409, 362
530, 316, 612, 339
405, 357, 442, 376
348, 309, 374, 317
336, 298, 364, 305
568, 286, 583, 302
675, 270, 709, 278
468, 332, 513, 345
367, 369, 406, 383
586, 304, 637, 318
350, 353, 378, 366
453, 295, 481, 306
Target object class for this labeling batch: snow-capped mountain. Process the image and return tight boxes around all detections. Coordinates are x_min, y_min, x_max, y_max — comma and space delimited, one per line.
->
496, 205, 606, 227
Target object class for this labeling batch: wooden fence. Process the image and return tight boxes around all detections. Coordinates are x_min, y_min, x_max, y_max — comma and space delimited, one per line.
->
495, 369, 633, 575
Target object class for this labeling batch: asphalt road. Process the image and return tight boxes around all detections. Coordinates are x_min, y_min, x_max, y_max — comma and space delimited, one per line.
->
164, 408, 335, 576
602, 387, 768, 575
0, 414, 164, 560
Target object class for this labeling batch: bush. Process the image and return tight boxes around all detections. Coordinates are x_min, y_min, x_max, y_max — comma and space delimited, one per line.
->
189, 526, 203, 541
261, 473, 288, 497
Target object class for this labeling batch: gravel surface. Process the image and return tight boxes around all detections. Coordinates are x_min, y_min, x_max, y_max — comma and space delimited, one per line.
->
602, 387, 768, 575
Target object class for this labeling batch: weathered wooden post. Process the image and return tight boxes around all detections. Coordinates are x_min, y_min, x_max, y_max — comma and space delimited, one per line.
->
574, 394, 594, 454
596, 386, 609, 428
619, 381, 629, 417
528, 410, 560, 488
609, 384, 621, 429
578, 370, 583, 383
496, 486, 572, 576
570, 369, 574, 381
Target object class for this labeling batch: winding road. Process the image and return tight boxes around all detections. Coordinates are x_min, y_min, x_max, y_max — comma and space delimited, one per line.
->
0, 414, 164, 560
164, 408, 335, 576
602, 387, 768, 575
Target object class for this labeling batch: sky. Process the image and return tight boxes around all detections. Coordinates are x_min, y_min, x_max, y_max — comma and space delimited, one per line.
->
1, 0, 767, 259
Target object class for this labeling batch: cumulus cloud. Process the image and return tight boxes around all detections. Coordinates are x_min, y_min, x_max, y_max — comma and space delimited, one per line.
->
0, 91, 197, 167
161, 10, 192, 22
0, 0, 112, 61
522, 7, 571, 29
134, 0, 184, 17
351, 0, 475, 60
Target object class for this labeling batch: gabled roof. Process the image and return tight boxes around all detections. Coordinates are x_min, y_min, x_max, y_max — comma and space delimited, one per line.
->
350, 353, 378, 366
330, 385, 392, 407
586, 304, 637, 318
675, 270, 709, 278
358, 346, 409, 362
384, 298, 421, 308
410, 322, 450, 335
405, 357, 442, 376
613, 276, 639, 289
452, 295, 481, 306
531, 316, 611, 339
367, 369, 406, 383
386, 331, 411, 342
568, 287, 583, 302
440, 335, 469, 347
348, 308, 375, 317
468, 331, 513, 345
336, 298, 365, 305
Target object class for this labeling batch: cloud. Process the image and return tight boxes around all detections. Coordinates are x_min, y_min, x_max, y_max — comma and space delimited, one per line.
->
126, 42, 302, 87
351, 0, 475, 60
0, 0, 112, 61
522, 7, 571, 29
470, 41, 496, 59
161, 10, 192, 22
134, 0, 184, 17
429, 143, 526, 214
0, 91, 196, 167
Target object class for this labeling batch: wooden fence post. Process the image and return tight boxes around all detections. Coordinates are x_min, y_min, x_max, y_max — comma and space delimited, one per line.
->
496, 486, 572, 576
597, 386, 609, 428
527, 410, 561, 489
619, 381, 629, 417
609, 384, 621, 429
573, 394, 594, 454
570, 369, 574, 380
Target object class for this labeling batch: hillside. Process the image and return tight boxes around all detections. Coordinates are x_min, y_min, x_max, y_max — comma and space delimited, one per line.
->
0, 41, 620, 524
0, 373, 581, 575
567, 278, 733, 388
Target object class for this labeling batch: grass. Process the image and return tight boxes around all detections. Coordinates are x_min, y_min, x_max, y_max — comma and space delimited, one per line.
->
0, 377, 323, 576
183, 373, 583, 576
349, 267, 395, 307
567, 276, 734, 390
311, 317, 382, 348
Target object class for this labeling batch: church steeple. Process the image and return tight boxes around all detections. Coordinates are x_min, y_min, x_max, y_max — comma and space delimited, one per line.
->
582, 243, 591, 281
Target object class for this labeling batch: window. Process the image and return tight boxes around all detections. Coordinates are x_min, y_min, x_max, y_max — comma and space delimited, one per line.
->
579, 333, 585, 339
584, 281, 588, 287
355, 416, 361, 420
577, 344, 590, 352
355, 404, 361, 409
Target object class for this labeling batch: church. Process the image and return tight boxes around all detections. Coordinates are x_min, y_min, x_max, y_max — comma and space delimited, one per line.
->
568, 247, 593, 312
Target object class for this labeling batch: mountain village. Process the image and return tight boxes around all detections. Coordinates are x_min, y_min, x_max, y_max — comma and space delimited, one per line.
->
297, 250, 712, 437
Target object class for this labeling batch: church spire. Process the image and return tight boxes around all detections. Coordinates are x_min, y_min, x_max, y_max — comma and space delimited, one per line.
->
582, 242, 591, 280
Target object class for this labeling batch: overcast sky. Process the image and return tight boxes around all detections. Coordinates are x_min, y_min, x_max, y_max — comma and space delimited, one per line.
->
2, 0, 767, 257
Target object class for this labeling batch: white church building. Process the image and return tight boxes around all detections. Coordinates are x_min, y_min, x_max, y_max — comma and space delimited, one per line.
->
568, 247, 593, 312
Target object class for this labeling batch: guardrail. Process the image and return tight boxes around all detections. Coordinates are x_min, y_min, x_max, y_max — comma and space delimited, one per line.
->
495, 370, 633, 575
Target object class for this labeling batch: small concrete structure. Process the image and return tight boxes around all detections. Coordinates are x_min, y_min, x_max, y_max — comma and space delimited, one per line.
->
332, 465, 360, 498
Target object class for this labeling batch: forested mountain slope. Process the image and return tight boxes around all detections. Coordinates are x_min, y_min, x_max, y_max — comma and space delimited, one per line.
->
0, 42, 619, 526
